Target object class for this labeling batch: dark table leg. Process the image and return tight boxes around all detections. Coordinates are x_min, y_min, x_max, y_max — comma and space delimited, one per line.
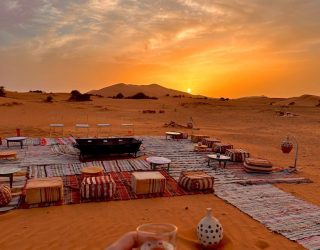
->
7, 141, 9, 148
151, 163, 155, 170
10, 174, 13, 188
223, 161, 227, 168
167, 163, 170, 171
20, 141, 23, 149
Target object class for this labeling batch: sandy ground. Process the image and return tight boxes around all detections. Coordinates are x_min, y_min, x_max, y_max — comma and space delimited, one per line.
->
0, 92, 319, 249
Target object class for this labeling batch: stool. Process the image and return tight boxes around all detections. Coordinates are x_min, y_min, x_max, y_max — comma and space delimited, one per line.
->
24, 177, 63, 204
96, 123, 111, 137
81, 166, 104, 178
212, 143, 233, 154
0, 151, 17, 160
225, 148, 250, 162
191, 134, 210, 143
81, 175, 116, 199
244, 157, 273, 173
49, 123, 64, 136
178, 171, 214, 192
202, 138, 221, 148
75, 123, 90, 137
131, 171, 166, 195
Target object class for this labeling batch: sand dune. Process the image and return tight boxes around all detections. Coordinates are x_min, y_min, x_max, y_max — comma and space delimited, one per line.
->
272, 94, 320, 107
88, 83, 194, 98
0, 91, 319, 249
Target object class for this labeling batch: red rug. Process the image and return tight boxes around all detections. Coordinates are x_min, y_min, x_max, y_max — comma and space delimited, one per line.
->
19, 171, 212, 208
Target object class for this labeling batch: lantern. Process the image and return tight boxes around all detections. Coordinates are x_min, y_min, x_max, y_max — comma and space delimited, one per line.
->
281, 136, 293, 153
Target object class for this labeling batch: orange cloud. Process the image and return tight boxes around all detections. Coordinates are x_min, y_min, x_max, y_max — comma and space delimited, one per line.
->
0, 0, 320, 97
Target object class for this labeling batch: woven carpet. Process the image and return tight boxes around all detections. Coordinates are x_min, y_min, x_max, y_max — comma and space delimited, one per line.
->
1, 136, 319, 249
20, 170, 211, 209
215, 184, 320, 250
27, 159, 151, 178
138, 136, 310, 185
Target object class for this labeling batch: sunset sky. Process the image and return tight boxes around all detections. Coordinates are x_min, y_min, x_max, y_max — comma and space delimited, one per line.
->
1, 0, 320, 97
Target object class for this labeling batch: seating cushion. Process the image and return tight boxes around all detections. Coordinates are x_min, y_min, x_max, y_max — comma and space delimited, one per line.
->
191, 135, 210, 143
0, 185, 12, 206
212, 143, 233, 154
244, 158, 273, 173
25, 177, 64, 204
225, 149, 250, 162
81, 175, 116, 199
202, 138, 221, 148
178, 171, 214, 191
245, 158, 272, 167
131, 171, 166, 195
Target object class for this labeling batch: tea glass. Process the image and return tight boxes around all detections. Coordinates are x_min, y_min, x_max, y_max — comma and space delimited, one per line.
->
136, 223, 178, 250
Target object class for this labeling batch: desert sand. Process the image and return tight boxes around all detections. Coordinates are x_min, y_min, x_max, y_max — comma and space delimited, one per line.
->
0, 91, 319, 249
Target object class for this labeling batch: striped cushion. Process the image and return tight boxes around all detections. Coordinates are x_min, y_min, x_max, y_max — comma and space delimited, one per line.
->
244, 158, 273, 173
213, 143, 233, 154
202, 138, 221, 148
245, 158, 273, 167
81, 175, 116, 199
25, 177, 64, 204
0, 185, 12, 206
178, 171, 214, 191
226, 149, 250, 162
131, 172, 166, 195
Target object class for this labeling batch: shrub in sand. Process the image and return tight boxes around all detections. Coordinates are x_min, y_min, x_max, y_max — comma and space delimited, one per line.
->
44, 95, 53, 103
220, 97, 229, 101
69, 90, 91, 101
126, 92, 158, 100
0, 86, 6, 97
30, 90, 44, 93
113, 93, 124, 99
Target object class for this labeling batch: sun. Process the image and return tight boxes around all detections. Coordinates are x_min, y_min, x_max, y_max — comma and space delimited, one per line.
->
187, 88, 191, 93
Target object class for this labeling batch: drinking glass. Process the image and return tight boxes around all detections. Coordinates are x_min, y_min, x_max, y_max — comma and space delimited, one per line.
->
136, 223, 178, 250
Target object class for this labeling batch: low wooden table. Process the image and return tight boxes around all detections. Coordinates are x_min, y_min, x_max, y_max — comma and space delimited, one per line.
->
194, 144, 208, 152
80, 166, 104, 178
0, 167, 20, 188
165, 131, 181, 140
0, 150, 17, 160
146, 156, 171, 171
6, 137, 27, 149
207, 154, 231, 168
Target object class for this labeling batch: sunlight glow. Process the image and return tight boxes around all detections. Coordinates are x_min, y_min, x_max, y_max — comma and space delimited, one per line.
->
187, 88, 191, 93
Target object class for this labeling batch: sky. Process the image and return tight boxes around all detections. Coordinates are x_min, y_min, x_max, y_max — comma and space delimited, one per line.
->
1, 0, 320, 98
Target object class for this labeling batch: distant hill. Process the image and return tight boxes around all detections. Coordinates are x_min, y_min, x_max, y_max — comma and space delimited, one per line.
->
88, 83, 195, 98
272, 94, 320, 107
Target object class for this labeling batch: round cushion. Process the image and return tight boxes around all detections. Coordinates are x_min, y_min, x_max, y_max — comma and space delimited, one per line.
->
80, 166, 104, 178
0, 184, 12, 206
178, 171, 214, 191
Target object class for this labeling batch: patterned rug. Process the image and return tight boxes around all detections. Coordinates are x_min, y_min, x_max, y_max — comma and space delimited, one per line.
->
27, 159, 151, 178
1, 136, 319, 249
215, 184, 320, 250
139, 136, 310, 185
19, 170, 211, 209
